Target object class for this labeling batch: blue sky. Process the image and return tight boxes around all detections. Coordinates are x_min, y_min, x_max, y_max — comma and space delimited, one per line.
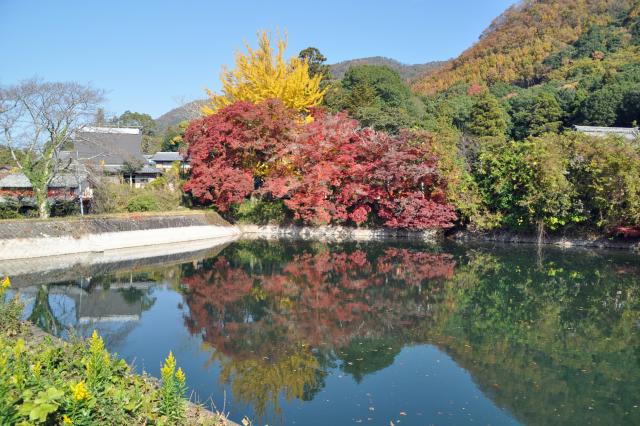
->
0, 0, 516, 118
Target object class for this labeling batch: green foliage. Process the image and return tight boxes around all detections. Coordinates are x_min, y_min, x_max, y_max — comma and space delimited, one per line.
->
509, 91, 564, 139
467, 92, 508, 137
0, 277, 22, 335
126, 193, 160, 212
161, 121, 189, 152
0, 278, 214, 425
50, 199, 80, 217
0, 200, 22, 219
564, 134, 640, 230
326, 64, 423, 133
473, 135, 580, 231
230, 197, 287, 225
580, 84, 626, 125
298, 47, 331, 82
111, 111, 156, 136
92, 180, 181, 214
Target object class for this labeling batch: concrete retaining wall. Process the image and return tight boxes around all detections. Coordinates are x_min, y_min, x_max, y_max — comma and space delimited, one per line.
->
0, 225, 240, 260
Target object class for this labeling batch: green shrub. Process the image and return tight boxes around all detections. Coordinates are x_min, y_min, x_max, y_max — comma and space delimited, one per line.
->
473, 134, 581, 233
127, 194, 160, 212
0, 200, 22, 219
565, 134, 640, 230
230, 197, 287, 224
92, 179, 182, 214
50, 199, 80, 217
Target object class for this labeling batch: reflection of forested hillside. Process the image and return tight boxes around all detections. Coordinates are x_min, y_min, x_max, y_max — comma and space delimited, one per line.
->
179, 241, 640, 424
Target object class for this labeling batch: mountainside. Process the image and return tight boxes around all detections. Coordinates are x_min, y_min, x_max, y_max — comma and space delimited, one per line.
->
330, 56, 445, 81
413, 0, 640, 94
154, 58, 444, 128
154, 99, 207, 131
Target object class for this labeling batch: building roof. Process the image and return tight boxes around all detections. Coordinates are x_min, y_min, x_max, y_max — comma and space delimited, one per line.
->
81, 126, 141, 135
0, 173, 85, 189
71, 127, 145, 166
137, 165, 163, 174
574, 125, 640, 140
150, 151, 184, 162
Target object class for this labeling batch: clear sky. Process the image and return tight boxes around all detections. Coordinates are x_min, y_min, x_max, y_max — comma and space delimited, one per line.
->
0, 0, 517, 118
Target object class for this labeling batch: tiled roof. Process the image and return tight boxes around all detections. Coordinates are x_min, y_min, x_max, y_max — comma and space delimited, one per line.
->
137, 165, 163, 174
150, 152, 184, 162
0, 173, 85, 189
574, 126, 640, 140
71, 127, 145, 166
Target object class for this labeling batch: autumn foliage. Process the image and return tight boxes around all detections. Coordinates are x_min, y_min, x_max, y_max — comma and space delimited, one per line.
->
184, 100, 457, 229
203, 31, 326, 114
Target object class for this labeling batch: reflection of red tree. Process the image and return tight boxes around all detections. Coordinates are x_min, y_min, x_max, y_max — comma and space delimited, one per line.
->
181, 248, 456, 359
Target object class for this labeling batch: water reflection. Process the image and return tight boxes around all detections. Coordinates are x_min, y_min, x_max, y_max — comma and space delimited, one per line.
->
16, 240, 640, 425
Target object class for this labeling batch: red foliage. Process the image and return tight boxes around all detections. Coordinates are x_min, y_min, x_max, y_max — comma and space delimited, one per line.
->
467, 83, 484, 96
183, 100, 297, 211
181, 247, 456, 358
185, 100, 457, 229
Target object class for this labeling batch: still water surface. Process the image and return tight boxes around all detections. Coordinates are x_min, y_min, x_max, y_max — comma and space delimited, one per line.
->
17, 240, 640, 425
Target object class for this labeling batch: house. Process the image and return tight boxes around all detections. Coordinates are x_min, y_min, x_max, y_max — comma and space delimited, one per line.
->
149, 151, 188, 171
0, 172, 91, 206
574, 125, 640, 140
69, 126, 162, 187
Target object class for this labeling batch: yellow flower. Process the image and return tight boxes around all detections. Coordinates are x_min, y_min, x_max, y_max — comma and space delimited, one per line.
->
62, 414, 73, 425
161, 352, 176, 380
176, 367, 186, 386
71, 381, 90, 401
1, 277, 10, 289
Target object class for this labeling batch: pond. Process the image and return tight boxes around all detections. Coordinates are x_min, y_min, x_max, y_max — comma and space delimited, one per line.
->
15, 239, 640, 425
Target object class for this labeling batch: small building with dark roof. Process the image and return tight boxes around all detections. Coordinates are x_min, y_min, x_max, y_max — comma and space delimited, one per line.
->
0, 172, 91, 205
149, 151, 188, 170
574, 125, 640, 140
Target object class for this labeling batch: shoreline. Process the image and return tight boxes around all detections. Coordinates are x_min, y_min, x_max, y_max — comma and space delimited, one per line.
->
1, 213, 638, 263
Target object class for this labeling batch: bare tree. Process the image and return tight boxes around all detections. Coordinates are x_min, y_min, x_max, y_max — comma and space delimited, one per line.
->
0, 79, 104, 218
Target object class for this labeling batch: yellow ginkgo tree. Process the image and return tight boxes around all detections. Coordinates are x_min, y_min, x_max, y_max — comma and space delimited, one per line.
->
203, 31, 327, 115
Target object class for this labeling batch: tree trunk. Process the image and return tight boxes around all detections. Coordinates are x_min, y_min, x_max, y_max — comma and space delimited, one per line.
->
34, 186, 50, 218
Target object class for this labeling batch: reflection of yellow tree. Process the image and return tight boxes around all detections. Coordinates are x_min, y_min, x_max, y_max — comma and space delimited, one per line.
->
216, 345, 320, 418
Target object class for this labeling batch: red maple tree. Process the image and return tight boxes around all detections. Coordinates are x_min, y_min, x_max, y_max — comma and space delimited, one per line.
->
184, 100, 457, 229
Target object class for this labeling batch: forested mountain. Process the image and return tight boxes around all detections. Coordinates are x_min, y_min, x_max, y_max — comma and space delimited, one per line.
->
413, 0, 640, 95
154, 99, 206, 132
329, 57, 444, 81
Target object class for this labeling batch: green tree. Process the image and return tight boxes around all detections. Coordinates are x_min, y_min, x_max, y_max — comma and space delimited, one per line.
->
579, 85, 625, 126
619, 88, 640, 126
112, 110, 156, 135
511, 91, 564, 139
474, 135, 579, 237
112, 110, 161, 154
336, 65, 422, 133
298, 47, 331, 81
0, 79, 103, 218
467, 92, 508, 138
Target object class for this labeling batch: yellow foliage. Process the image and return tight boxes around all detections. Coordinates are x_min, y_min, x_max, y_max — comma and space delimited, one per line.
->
413, 0, 620, 94
204, 31, 327, 114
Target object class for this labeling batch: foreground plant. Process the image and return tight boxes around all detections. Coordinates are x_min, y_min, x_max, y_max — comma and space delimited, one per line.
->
159, 352, 187, 424
0, 278, 230, 425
